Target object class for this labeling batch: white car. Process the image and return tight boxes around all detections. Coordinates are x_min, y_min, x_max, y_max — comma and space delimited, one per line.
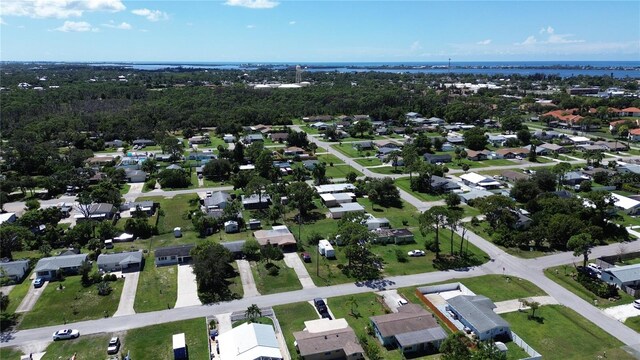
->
53, 329, 80, 341
634, 300, 640, 310
107, 336, 120, 354
407, 250, 425, 257
398, 298, 408, 306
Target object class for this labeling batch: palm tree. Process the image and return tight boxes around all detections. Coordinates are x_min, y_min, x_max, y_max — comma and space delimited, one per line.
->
446, 210, 463, 255
592, 151, 604, 167
419, 206, 450, 259
385, 152, 401, 172
345, 296, 359, 317
245, 304, 262, 323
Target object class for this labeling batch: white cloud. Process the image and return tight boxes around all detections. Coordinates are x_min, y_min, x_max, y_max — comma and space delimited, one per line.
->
102, 21, 131, 30
0, 17, 6, 25
54, 21, 97, 32
476, 39, 492, 45
547, 34, 584, 44
224, 0, 279, 9
516, 36, 538, 46
410, 41, 422, 51
289, 20, 296, 25
539, 26, 554, 34
1, 0, 125, 19
131, 8, 168, 21
246, 24, 255, 29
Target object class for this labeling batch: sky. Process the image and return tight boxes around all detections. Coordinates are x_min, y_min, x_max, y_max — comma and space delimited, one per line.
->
0, 0, 639, 62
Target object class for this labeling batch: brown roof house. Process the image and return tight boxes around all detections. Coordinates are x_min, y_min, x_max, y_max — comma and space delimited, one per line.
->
369, 304, 447, 355
293, 318, 364, 360
495, 148, 529, 159
253, 225, 297, 248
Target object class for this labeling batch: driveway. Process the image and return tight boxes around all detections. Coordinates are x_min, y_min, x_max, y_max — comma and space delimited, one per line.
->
283, 253, 316, 289
113, 271, 140, 317
0, 285, 15, 296
377, 289, 407, 312
175, 265, 203, 308
493, 296, 559, 314
16, 281, 49, 313
604, 303, 640, 322
236, 260, 260, 298
128, 182, 144, 195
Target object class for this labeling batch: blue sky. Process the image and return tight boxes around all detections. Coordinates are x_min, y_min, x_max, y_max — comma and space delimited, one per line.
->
1, 1, 639, 62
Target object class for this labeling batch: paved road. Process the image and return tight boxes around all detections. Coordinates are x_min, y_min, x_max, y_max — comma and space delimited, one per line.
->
175, 265, 203, 308
113, 272, 140, 317
283, 253, 316, 289
236, 260, 260, 298
15, 281, 48, 313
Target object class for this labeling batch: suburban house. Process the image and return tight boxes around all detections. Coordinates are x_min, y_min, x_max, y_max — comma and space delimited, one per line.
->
423, 153, 452, 164
430, 176, 461, 193
242, 193, 272, 210
617, 163, 640, 175
542, 109, 584, 128
487, 135, 507, 147
446, 295, 511, 341
320, 192, 356, 207
539, 143, 566, 154
154, 244, 195, 266
458, 189, 494, 204
202, 191, 231, 211
629, 129, 640, 142
121, 200, 157, 216
97, 250, 143, 272
315, 184, 356, 195
75, 203, 118, 221
611, 193, 640, 215
352, 141, 375, 151
293, 318, 365, 360
132, 139, 155, 147
459, 173, 501, 189
124, 169, 147, 183
363, 214, 390, 230
618, 107, 640, 117
268, 133, 289, 142
328, 202, 365, 219
218, 322, 283, 360
369, 304, 447, 354
187, 135, 210, 145
568, 136, 591, 145
601, 263, 640, 297
221, 240, 246, 259
466, 150, 490, 161
0, 212, 17, 225
372, 228, 414, 244
0, 259, 30, 282
283, 146, 306, 156
500, 170, 528, 182
243, 133, 264, 145
253, 225, 297, 248
34, 253, 88, 280
378, 146, 402, 157
593, 141, 628, 152
495, 148, 529, 159
104, 139, 124, 148
223, 134, 236, 143
562, 171, 590, 186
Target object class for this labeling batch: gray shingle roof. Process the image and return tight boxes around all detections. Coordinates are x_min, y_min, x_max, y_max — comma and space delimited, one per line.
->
97, 251, 143, 267
203, 191, 230, 207
447, 295, 510, 334
370, 304, 441, 338
221, 240, 246, 253
34, 254, 88, 273
155, 244, 194, 258
395, 327, 447, 347
603, 263, 640, 284
0, 260, 29, 278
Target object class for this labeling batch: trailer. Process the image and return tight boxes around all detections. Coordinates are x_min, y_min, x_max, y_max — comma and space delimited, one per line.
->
173, 333, 187, 360
318, 239, 335, 258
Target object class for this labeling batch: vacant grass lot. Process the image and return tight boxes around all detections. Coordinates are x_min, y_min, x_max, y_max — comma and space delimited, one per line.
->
42, 333, 112, 360
625, 316, 640, 332
501, 305, 635, 360
0, 347, 23, 359
273, 301, 319, 358
324, 164, 363, 179
134, 262, 178, 313
136, 194, 200, 234
544, 265, 636, 308
354, 157, 383, 167
315, 153, 345, 164
358, 197, 420, 228
251, 260, 302, 295
367, 166, 407, 175
395, 178, 446, 202
19, 276, 124, 329
124, 318, 209, 360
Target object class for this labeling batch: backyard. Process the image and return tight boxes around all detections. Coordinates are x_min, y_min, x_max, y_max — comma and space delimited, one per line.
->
135, 194, 200, 234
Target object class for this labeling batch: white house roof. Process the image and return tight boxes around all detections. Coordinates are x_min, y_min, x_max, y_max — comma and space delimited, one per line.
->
314, 183, 356, 194
459, 172, 488, 185
218, 323, 282, 360
0, 212, 16, 225
328, 202, 365, 213
611, 193, 640, 210
569, 136, 591, 143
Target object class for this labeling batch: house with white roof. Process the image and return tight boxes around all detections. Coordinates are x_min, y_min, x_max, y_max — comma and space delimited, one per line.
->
459, 172, 501, 189
315, 183, 356, 194
611, 193, 640, 215
328, 202, 365, 219
0, 212, 16, 225
218, 322, 283, 360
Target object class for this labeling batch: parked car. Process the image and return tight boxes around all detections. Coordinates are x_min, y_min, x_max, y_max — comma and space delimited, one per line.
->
301, 252, 311, 262
634, 300, 640, 310
53, 329, 80, 341
313, 298, 326, 308
107, 337, 120, 354
33, 277, 44, 288
398, 298, 408, 306
407, 250, 425, 257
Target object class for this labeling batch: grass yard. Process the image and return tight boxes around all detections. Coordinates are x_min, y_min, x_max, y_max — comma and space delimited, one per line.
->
544, 265, 636, 308
358, 197, 420, 228
273, 301, 319, 358
354, 157, 383, 167
331, 143, 370, 158
134, 262, 178, 313
395, 178, 446, 202
367, 166, 407, 175
119, 184, 131, 195
624, 316, 640, 332
5, 272, 34, 313
251, 260, 302, 295
316, 153, 344, 164
0, 347, 23, 359
324, 164, 363, 179
124, 318, 209, 360
228, 261, 244, 298
135, 194, 199, 234
452, 275, 546, 302
112, 231, 202, 253
19, 275, 124, 329
614, 211, 640, 227
501, 305, 635, 360
42, 333, 112, 360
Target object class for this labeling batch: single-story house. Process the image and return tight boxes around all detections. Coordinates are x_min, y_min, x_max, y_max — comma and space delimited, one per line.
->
487, 135, 507, 147
223, 134, 236, 143
97, 250, 143, 272
218, 322, 283, 360
459, 173, 501, 189
364, 215, 390, 230
539, 143, 566, 153
253, 225, 297, 247
629, 128, 640, 142
568, 136, 591, 145
370, 304, 447, 354
375, 141, 401, 149
611, 193, 640, 215
155, 244, 195, 266
320, 192, 356, 207
248, 219, 261, 230
188, 135, 210, 145
562, 171, 590, 186
458, 189, 494, 204
466, 150, 490, 161
0, 212, 17, 225
500, 170, 528, 182
283, 146, 305, 156
202, 191, 231, 210
242, 193, 272, 210
85, 156, 115, 167
34, 253, 88, 280
446, 295, 511, 341
124, 169, 148, 183
601, 263, 640, 297
75, 203, 118, 221
328, 202, 365, 219
423, 153, 452, 164
353, 141, 375, 151
269, 133, 289, 142
243, 133, 264, 144
495, 148, 529, 159
378, 147, 402, 156
524, 144, 548, 155
121, 200, 156, 215
302, 160, 320, 170
446, 135, 464, 144
315, 183, 356, 194
617, 163, 640, 175
294, 318, 364, 360
618, 107, 640, 117
430, 176, 461, 193
221, 240, 246, 259
372, 228, 414, 244
132, 139, 155, 147
104, 139, 124, 148
594, 141, 628, 152
0, 259, 30, 282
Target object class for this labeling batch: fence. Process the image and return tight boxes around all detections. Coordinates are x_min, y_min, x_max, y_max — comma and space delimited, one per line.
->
511, 331, 542, 360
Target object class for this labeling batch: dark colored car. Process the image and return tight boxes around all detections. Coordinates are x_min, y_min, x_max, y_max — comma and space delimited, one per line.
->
33, 277, 44, 288
301, 253, 311, 262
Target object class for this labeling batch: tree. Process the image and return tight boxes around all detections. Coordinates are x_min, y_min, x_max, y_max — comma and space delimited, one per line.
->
245, 304, 262, 323
345, 171, 358, 183
125, 217, 156, 239
337, 217, 380, 280
366, 178, 401, 207
517, 128, 531, 145
446, 208, 463, 255
477, 195, 517, 229
385, 152, 401, 172
287, 182, 315, 220
255, 150, 274, 179
510, 179, 540, 203
0, 292, 8, 312
232, 141, 245, 164
91, 181, 123, 207
473, 341, 507, 360
191, 241, 235, 303
25, 199, 40, 210
501, 115, 523, 133
445, 192, 461, 208
191, 211, 219, 237
141, 158, 158, 175
157, 169, 191, 188
567, 233, 595, 268
552, 162, 572, 190
419, 206, 450, 258
528, 145, 537, 162
312, 162, 328, 185
261, 242, 283, 264
202, 159, 232, 181
402, 144, 420, 181
161, 136, 184, 161
579, 180, 592, 192
352, 120, 372, 137
532, 169, 556, 192
287, 130, 309, 148
440, 332, 471, 360
346, 296, 359, 317
463, 127, 487, 151
80, 260, 93, 287
242, 239, 261, 261
292, 166, 308, 182
0, 225, 30, 259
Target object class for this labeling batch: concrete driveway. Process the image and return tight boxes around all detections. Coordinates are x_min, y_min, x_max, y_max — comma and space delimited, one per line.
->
604, 303, 640, 322
16, 281, 48, 313
236, 260, 260, 298
127, 182, 145, 195
113, 271, 140, 317
283, 253, 316, 289
175, 265, 203, 308
377, 289, 407, 312
493, 296, 559, 314
0, 285, 15, 296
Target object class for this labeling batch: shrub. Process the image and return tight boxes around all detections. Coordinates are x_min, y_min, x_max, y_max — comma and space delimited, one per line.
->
307, 232, 323, 246
425, 239, 439, 253
577, 272, 618, 298
90, 271, 103, 284
395, 249, 408, 263
144, 179, 156, 191
267, 266, 279, 276
97, 281, 112, 296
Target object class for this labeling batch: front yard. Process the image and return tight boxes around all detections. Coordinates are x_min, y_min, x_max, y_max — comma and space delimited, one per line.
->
42, 333, 112, 360
125, 318, 209, 360
394, 178, 446, 202
19, 275, 124, 329
273, 301, 320, 359
134, 262, 178, 313
250, 260, 302, 295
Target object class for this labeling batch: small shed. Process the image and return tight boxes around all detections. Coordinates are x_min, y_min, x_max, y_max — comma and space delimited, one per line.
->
224, 220, 239, 233
248, 219, 261, 230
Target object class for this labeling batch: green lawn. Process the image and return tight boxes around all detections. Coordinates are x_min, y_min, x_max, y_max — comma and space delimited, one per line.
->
273, 301, 319, 358
119, 184, 131, 195
0, 347, 23, 359
624, 316, 640, 332
228, 261, 244, 299
544, 265, 636, 308
134, 262, 178, 313
315, 153, 345, 165
112, 231, 202, 253
42, 333, 112, 360
124, 318, 209, 360
251, 260, 302, 295
331, 143, 370, 158
614, 211, 640, 227
5, 271, 34, 313
358, 197, 420, 228
367, 166, 407, 175
135, 194, 200, 234
19, 275, 124, 329
324, 164, 363, 179
452, 275, 546, 302
501, 305, 635, 360
354, 157, 383, 167
395, 178, 446, 202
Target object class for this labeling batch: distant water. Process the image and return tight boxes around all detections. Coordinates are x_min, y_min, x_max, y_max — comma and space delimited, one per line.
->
88, 61, 640, 78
